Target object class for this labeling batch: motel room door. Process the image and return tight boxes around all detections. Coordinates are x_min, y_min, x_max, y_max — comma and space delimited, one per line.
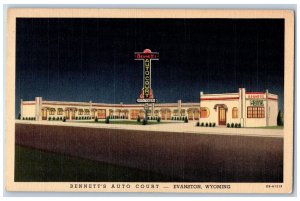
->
42, 109, 47, 120
218, 107, 226, 125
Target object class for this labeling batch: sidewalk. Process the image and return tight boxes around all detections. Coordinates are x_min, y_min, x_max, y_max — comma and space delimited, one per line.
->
15, 120, 283, 138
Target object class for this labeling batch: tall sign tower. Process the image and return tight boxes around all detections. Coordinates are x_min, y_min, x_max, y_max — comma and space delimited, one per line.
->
134, 49, 159, 103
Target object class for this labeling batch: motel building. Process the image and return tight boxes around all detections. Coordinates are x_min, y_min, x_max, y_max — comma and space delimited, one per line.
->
19, 88, 278, 128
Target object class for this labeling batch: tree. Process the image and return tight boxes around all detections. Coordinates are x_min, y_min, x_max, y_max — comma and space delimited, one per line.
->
142, 118, 148, 125
17, 113, 21, 120
184, 116, 188, 123
137, 115, 141, 123
105, 116, 110, 124
157, 117, 161, 123
95, 117, 99, 122
277, 110, 284, 126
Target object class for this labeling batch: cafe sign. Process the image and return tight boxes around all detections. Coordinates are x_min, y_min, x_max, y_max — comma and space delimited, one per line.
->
250, 99, 264, 106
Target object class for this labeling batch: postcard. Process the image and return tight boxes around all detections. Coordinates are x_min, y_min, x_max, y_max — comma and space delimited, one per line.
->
5, 8, 294, 193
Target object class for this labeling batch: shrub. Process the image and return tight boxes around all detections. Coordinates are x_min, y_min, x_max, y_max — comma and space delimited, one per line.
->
95, 117, 98, 122
157, 117, 161, 123
201, 122, 204, 127
53, 117, 56, 121
63, 117, 66, 122
196, 122, 200, 127
184, 117, 188, 123
231, 123, 235, 128
105, 116, 110, 124
227, 123, 230, 127
142, 118, 148, 125
60, 117, 62, 120
56, 117, 59, 121
238, 123, 241, 128
277, 110, 284, 126
76, 117, 78, 120
22, 117, 25, 120
48, 117, 51, 121
18, 113, 21, 120
137, 116, 141, 123
212, 123, 216, 127
205, 123, 208, 127
209, 123, 212, 127
235, 123, 238, 128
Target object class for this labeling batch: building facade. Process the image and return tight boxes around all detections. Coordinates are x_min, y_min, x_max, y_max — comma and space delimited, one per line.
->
19, 88, 279, 127
20, 98, 200, 121
199, 88, 279, 127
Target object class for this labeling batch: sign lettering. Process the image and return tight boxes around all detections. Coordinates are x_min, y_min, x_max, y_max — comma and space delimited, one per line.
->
250, 99, 264, 106
135, 49, 159, 102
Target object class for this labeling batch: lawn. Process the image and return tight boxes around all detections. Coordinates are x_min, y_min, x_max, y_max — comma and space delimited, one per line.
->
251, 126, 284, 129
14, 145, 176, 182
69, 119, 180, 125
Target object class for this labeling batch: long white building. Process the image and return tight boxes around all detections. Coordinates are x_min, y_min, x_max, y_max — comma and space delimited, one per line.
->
19, 88, 279, 127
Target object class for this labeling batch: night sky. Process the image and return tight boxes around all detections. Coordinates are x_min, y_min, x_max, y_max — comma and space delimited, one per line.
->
16, 18, 284, 115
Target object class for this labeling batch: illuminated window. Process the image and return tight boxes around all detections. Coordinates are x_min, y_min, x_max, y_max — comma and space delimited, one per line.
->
84, 109, 90, 115
49, 109, 55, 115
232, 107, 238, 118
57, 108, 63, 115
247, 107, 265, 118
200, 107, 209, 118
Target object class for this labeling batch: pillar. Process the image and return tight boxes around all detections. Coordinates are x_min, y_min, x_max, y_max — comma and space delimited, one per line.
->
35, 97, 42, 121
20, 99, 23, 120
266, 89, 269, 126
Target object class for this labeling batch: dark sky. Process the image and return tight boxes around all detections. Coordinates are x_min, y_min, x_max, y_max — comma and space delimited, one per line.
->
16, 18, 284, 115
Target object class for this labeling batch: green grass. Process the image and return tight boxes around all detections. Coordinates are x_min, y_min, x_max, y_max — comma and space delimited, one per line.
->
250, 126, 284, 129
70, 120, 178, 125
15, 145, 176, 182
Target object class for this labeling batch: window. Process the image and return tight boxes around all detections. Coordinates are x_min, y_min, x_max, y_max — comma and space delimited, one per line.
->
57, 108, 63, 115
200, 107, 209, 118
84, 109, 90, 115
49, 110, 55, 115
232, 107, 238, 118
78, 109, 83, 115
247, 106, 265, 118
130, 110, 140, 120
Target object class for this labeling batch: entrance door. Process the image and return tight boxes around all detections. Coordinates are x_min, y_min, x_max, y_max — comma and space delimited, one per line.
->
71, 111, 76, 120
42, 109, 47, 120
66, 110, 70, 120
166, 110, 171, 120
218, 107, 226, 125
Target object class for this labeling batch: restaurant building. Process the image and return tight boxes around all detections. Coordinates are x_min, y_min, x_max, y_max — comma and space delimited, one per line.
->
199, 88, 278, 127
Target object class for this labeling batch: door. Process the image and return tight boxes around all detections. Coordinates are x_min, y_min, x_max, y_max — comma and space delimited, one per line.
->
218, 107, 226, 125
166, 110, 171, 120
194, 110, 199, 120
188, 111, 193, 120
42, 109, 47, 120
71, 111, 76, 120
161, 111, 166, 120
66, 110, 70, 120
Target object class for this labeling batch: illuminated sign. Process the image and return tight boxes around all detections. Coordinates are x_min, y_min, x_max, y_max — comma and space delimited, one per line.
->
134, 49, 159, 102
250, 99, 264, 106
247, 94, 266, 99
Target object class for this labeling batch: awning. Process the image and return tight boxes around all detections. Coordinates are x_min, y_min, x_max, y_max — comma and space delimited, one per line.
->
213, 104, 228, 110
